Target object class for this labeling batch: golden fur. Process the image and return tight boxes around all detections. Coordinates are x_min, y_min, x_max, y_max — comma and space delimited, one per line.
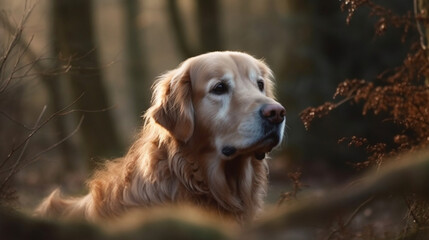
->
35, 51, 286, 223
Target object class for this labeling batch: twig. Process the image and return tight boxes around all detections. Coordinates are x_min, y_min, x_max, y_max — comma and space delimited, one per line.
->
277, 171, 306, 206
414, 0, 428, 51
0, 93, 84, 170
0, 114, 85, 175
0, 105, 46, 192
57, 105, 117, 115
0, 94, 112, 131
325, 196, 375, 240
0, 111, 32, 130
0, 21, 22, 75
0, 2, 35, 75
0, 94, 110, 132
403, 195, 420, 227
0, 92, 115, 176
0, 1, 57, 95
333, 93, 355, 108
0, 35, 35, 93
17, 115, 84, 171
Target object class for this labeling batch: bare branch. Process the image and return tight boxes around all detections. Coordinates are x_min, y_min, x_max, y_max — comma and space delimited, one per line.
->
0, 111, 32, 130
16, 115, 84, 172
325, 196, 375, 240
0, 2, 56, 95
0, 105, 46, 192
0, 35, 35, 93
0, 93, 84, 171
415, 0, 428, 50
57, 105, 117, 116
0, 2, 36, 74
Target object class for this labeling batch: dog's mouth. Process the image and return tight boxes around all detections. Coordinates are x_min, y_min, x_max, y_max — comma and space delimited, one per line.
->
221, 131, 281, 160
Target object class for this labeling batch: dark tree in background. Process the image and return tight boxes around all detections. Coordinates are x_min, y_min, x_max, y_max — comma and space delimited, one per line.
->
123, 0, 149, 116
166, 0, 196, 58
52, 0, 123, 169
195, 0, 223, 52
167, 0, 223, 59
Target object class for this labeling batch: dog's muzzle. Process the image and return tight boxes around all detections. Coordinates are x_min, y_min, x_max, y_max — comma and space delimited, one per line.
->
221, 103, 286, 160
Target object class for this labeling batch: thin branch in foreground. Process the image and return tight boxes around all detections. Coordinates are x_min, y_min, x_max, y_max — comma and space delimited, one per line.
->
0, 90, 115, 176
325, 196, 375, 240
0, 105, 46, 192
57, 105, 117, 116
0, 35, 35, 94
2, 93, 84, 163
414, 0, 427, 51
17, 115, 84, 172
0, 111, 32, 130
0, 2, 35, 77
0, 115, 84, 176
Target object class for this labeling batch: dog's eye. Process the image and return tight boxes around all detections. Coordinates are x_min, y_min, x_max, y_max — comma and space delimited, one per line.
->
257, 80, 264, 92
211, 82, 228, 95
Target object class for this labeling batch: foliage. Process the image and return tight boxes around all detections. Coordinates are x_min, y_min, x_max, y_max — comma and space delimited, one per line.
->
2, 1, 429, 239
300, 0, 429, 238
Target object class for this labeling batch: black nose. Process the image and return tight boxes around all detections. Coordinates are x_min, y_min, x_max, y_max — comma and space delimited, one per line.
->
260, 104, 286, 124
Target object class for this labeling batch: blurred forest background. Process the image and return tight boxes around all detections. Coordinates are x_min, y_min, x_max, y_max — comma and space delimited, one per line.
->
2, 0, 429, 239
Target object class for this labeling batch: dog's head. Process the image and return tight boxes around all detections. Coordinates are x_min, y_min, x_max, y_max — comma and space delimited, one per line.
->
146, 51, 285, 160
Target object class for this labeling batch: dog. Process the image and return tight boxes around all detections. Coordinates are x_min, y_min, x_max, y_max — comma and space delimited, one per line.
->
35, 51, 286, 223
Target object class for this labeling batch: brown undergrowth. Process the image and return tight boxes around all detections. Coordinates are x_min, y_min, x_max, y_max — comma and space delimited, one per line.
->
300, 0, 429, 238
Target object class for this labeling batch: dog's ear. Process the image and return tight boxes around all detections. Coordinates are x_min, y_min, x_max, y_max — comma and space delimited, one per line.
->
147, 62, 194, 142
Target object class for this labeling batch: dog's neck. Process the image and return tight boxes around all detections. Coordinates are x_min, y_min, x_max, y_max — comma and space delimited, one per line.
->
119, 122, 268, 222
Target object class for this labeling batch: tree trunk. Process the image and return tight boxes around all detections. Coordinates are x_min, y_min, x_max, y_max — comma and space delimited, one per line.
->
42, 73, 79, 171
195, 0, 223, 52
167, 0, 223, 58
52, 0, 123, 169
123, 0, 149, 115
166, 0, 196, 58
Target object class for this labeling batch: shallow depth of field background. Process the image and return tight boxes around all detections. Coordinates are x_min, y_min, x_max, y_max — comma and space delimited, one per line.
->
0, 0, 420, 236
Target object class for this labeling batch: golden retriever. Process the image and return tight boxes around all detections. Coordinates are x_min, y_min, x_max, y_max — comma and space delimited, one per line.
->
35, 51, 286, 223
